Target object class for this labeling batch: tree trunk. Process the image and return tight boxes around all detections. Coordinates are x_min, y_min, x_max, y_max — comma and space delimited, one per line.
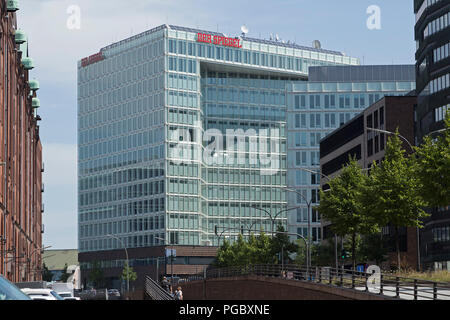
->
352, 233, 356, 271
395, 226, 401, 271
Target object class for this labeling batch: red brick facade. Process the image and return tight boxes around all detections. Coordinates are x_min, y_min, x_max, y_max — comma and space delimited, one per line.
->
0, 2, 43, 282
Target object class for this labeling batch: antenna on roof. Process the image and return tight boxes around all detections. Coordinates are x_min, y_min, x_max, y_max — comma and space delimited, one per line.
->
312, 40, 321, 49
241, 25, 249, 38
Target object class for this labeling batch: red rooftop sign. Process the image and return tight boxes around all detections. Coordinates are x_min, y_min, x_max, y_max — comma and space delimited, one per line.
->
81, 52, 104, 67
197, 33, 242, 48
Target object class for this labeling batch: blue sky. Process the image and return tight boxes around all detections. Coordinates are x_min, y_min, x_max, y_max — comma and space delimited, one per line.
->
16, 0, 416, 249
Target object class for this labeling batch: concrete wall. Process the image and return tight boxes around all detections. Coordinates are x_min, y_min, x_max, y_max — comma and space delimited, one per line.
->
180, 276, 391, 300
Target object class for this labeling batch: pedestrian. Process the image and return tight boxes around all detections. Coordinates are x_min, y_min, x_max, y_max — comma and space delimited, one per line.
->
161, 276, 170, 293
175, 286, 183, 300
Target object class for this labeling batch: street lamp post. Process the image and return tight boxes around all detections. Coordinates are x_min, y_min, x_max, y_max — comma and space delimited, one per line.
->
106, 234, 129, 296
155, 236, 174, 293
28, 245, 51, 281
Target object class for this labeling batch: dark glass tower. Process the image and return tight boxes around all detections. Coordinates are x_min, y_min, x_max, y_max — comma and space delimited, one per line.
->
414, 0, 450, 271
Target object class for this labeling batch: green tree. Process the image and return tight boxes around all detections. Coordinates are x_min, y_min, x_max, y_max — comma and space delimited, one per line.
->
88, 261, 104, 288
413, 112, 450, 207
121, 262, 137, 283
364, 133, 429, 270
359, 233, 389, 266
41, 262, 53, 282
270, 224, 298, 265
317, 157, 378, 270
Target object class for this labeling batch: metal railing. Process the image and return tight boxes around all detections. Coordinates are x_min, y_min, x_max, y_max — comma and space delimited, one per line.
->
144, 276, 174, 300
185, 264, 450, 300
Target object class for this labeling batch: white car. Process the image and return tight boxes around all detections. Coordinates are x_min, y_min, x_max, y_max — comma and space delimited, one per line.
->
21, 288, 65, 300
57, 291, 81, 300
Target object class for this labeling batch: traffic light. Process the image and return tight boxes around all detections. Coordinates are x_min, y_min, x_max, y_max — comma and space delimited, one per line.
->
340, 249, 349, 259
214, 225, 218, 236
240, 225, 244, 235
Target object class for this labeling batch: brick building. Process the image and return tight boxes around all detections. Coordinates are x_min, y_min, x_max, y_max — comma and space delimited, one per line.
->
0, 1, 44, 282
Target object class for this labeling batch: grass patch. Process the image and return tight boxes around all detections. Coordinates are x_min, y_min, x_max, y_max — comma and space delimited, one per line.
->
390, 270, 450, 283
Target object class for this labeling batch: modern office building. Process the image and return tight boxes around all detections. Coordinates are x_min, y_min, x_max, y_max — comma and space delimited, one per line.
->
414, 0, 450, 271
77, 24, 359, 288
0, 1, 44, 282
286, 65, 416, 243
319, 96, 419, 269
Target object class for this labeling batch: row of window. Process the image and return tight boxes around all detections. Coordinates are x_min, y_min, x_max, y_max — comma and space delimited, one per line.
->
205, 203, 286, 218
293, 151, 321, 166
168, 213, 199, 229
294, 93, 383, 110
79, 180, 165, 206
167, 108, 199, 125
168, 178, 198, 195
80, 198, 165, 222
79, 96, 163, 130
168, 57, 198, 74
202, 72, 292, 90
430, 73, 450, 94
79, 39, 164, 81
204, 186, 286, 202
202, 168, 286, 185
167, 73, 199, 91
204, 120, 286, 136
204, 87, 286, 106
79, 128, 164, 160
296, 227, 322, 242
432, 226, 450, 243
295, 171, 321, 186
433, 41, 450, 63
296, 208, 321, 223
167, 90, 199, 108
167, 196, 199, 213
79, 168, 164, 191
79, 147, 164, 176
423, 11, 450, 38
292, 132, 326, 148
435, 104, 449, 122
292, 188, 321, 204
79, 87, 164, 118
168, 38, 336, 73
80, 215, 165, 238
78, 59, 164, 97
205, 103, 285, 122
80, 232, 167, 252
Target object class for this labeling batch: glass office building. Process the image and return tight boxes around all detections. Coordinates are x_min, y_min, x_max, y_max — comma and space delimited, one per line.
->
287, 65, 416, 242
77, 24, 359, 254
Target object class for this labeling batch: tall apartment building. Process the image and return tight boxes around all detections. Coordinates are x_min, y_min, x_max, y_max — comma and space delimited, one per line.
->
286, 65, 415, 243
0, 1, 44, 282
414, 0, 450, 270
77, 24, 359, 288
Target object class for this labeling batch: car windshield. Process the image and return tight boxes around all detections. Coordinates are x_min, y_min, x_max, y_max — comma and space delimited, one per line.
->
50, 291, 65, 300
59, 293, 71, 297
0, 276, 31, 300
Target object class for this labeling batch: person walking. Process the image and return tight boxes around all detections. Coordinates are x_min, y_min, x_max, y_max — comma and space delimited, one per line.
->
174, 286, 183, 300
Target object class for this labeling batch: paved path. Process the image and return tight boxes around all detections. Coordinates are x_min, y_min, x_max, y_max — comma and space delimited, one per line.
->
354, 286, 450, 300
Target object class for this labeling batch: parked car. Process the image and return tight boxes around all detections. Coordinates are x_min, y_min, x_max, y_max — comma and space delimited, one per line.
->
58, 291, 81, 300
20, 288, 65, 300
107, 289, 120, 297
0, 276, 31, 300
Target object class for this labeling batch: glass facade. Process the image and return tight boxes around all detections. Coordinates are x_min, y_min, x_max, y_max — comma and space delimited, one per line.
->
78, 24, 359, 253
287, 65, 416, 242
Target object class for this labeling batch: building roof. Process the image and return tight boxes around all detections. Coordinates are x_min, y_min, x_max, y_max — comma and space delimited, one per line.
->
308, 65, 415, 82
101, 24, 344, 56
42, 249, 79, 271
